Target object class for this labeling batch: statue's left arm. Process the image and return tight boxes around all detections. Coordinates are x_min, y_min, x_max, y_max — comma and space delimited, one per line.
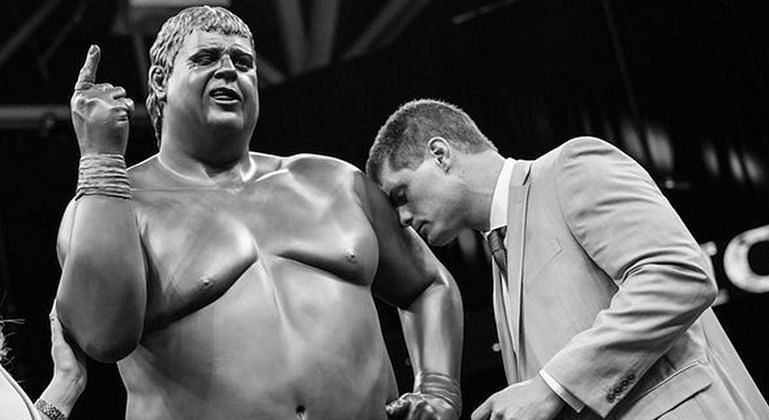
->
354, 170, 464, 420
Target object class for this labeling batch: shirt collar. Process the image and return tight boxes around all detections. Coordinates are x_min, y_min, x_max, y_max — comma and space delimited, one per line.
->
487, 158, 515, 235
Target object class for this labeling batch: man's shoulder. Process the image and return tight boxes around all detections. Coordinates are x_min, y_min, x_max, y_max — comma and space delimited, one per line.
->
534, 136, 622, 169
552, 136, 615, 157
526, 137, 621, 186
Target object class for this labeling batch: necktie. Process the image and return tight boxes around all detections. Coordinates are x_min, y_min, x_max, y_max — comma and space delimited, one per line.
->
488, 226, 508, 273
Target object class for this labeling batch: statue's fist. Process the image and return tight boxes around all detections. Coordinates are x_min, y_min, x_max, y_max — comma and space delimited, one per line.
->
386, 393, 459, 420
70, 45, 134, 156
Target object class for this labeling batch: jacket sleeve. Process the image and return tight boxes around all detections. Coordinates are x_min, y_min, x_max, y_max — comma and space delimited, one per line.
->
542, 137, 717, 416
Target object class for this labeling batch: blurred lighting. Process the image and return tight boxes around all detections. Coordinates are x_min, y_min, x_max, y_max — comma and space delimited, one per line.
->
619, 119, 679, 183
700, 241, 718, 257
728, 147, 746, 184
646, 124, 674, 175
702, 141, 720, 178
113, 0, 231, 36
619, 119, 646, 165
661, 177, 690, 191
743, 152, 767, 187
452, 0, 522, 26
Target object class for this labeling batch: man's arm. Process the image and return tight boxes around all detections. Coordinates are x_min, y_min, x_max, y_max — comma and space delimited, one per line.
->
543, 137, 717, 416
35, 305, 87, 419
56, 45, 145, 363
354, 171, 464, 419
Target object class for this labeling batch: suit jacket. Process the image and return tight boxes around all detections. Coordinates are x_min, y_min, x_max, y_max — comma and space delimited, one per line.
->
491, 136, 769, 419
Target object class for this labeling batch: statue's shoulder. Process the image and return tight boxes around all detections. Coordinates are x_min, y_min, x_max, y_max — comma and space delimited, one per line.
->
127, 155, 162, 189
279, 153, 361, 180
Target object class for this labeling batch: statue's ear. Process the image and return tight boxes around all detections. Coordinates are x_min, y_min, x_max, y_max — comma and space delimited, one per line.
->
148, 65, 167, 101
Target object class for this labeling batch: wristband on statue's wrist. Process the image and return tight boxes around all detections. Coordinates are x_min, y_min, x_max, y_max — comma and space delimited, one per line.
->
76, 153, 131, 200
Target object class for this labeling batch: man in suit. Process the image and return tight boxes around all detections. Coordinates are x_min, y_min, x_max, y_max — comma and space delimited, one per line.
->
366, 98, 769, 419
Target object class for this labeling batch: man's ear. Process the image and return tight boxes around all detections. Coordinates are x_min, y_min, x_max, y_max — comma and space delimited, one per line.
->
427, 137, 451, 172
148, 65, 167, 101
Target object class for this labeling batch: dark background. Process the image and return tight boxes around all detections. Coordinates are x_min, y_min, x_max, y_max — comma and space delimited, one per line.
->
1, 0, 768, 418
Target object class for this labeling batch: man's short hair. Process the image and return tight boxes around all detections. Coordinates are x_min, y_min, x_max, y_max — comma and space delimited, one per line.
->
366, 99, 497, 184
146, 6, 254, 143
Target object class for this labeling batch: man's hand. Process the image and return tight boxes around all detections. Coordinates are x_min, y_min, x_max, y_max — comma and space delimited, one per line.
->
49, 304, 87, 395
70, 45, 135, 156
471, 376, 564, 420
386, 392, 459, 420
37, 304, 88, 416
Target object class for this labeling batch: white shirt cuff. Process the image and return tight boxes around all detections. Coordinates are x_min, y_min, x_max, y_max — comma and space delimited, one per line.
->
539, 369, 584, 413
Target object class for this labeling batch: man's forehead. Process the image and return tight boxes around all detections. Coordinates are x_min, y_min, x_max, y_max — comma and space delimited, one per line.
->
378, 162, 410, 193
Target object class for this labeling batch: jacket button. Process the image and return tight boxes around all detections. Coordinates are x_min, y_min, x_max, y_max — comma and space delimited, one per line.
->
628, 373, 636, 381
607, 394, 615, 403
621, 379, 629, 387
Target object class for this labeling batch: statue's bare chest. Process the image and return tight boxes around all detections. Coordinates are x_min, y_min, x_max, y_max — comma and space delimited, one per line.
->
132, 173, 378, 330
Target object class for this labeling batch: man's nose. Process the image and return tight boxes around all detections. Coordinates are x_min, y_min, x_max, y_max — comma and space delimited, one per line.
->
397, 207, 413, 227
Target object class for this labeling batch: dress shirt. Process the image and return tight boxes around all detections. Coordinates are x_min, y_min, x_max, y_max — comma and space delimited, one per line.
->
486, 158, 584, 413
487, 158, 515, 234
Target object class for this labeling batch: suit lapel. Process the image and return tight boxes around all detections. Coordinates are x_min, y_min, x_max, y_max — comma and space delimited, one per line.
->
505, 159, 532, 378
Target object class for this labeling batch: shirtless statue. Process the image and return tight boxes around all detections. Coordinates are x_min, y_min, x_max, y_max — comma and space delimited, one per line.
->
55, 6, 462, 419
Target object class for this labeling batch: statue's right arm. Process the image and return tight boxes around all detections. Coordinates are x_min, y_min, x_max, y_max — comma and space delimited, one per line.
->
54, 45, 145, 363
56, 195, 146, 363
